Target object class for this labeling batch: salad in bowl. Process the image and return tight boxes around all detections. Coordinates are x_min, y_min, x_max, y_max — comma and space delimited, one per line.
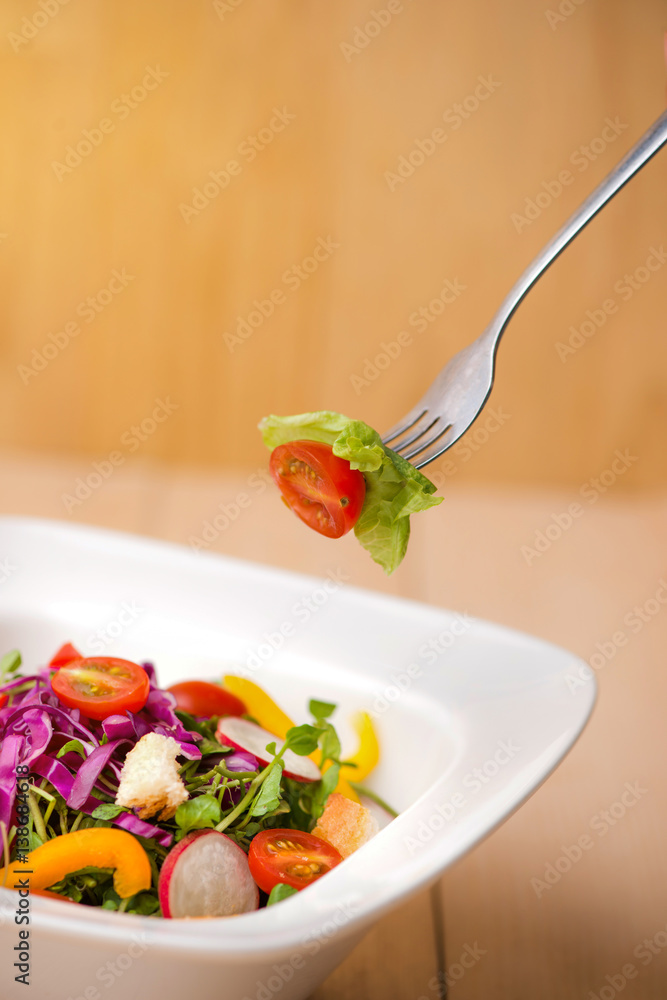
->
0, 644, 390, 919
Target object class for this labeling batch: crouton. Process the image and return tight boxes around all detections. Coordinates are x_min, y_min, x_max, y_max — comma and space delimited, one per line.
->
115, 732, 188, 821
312, 792, 379, 858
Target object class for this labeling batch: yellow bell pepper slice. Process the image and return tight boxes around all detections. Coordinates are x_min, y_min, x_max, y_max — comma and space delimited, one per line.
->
224, 675, 296, 739
223, 677, 380, 802
223, 675, 321, 766
0, 828, 152, 899
334, 711, 380, 801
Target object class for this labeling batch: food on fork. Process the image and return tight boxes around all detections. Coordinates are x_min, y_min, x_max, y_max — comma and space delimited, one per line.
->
260, 410, 443, 574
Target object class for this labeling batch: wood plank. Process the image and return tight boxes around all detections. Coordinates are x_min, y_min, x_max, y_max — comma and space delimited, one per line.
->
414, 491, 667, 1000
311, 890, 440, 1000
0, 448, 166, 535
0, 0, 665, 488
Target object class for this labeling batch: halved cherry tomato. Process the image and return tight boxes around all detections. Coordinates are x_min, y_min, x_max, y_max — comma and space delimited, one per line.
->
167, 680, 246, 719
269, 441, 366, 539
51, 657, 150, 721
0, 694, 7, 710
49, 642, 83, 669
248, 828, 343, 893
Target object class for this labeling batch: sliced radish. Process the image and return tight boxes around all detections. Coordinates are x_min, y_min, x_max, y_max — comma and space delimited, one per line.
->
216, 716, 321, 783
159, 830, 259, 919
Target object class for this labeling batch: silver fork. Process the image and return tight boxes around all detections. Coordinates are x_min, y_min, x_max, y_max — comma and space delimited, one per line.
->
383, 109, 667, 468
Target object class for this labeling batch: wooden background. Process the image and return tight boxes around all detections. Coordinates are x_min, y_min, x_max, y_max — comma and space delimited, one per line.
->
4, 455, 667, 999
0, 0, 666, 490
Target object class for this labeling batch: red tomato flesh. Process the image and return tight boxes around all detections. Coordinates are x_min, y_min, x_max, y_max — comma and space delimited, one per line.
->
167, 680, 246, 719
49, 642, 83, 669
51, 657, 150, 721
248, 828, 343, 893
269, 441, 366, 539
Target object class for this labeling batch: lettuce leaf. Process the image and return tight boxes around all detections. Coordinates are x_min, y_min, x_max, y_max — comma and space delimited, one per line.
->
259, 411, 443, 574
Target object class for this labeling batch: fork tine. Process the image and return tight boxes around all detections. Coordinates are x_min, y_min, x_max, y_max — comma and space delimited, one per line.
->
382, 408, 428, 445
411, 431, 456, 469
401, 421, 452, 462
390, 414, 443, 455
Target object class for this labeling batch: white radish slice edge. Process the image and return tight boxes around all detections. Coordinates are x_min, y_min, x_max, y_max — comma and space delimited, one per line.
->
217, 716, 321, 782
159, 830, 259, 918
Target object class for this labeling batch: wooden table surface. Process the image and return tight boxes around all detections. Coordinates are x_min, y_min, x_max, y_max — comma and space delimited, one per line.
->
2, 448, 666, 999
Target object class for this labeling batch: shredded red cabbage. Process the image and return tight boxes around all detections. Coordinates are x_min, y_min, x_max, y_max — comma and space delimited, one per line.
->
0, 660, 205, 844
28, 755, 174, 847
68, 739, 134, 811
0, 736, 22, 830
222, 750, 258, 771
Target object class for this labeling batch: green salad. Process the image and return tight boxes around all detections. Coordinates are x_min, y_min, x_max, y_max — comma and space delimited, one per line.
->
260, 411, 443, 573
0, 646, 388, 919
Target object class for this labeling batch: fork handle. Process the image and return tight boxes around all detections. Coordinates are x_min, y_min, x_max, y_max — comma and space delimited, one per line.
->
488, 109, 667, 342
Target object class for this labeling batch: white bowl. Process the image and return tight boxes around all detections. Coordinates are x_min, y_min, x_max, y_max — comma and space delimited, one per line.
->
0, 517, 595, 1000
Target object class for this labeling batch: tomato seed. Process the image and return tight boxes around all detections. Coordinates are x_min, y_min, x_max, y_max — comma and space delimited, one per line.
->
274, 839, 298, 853
287, 863, 313, 878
